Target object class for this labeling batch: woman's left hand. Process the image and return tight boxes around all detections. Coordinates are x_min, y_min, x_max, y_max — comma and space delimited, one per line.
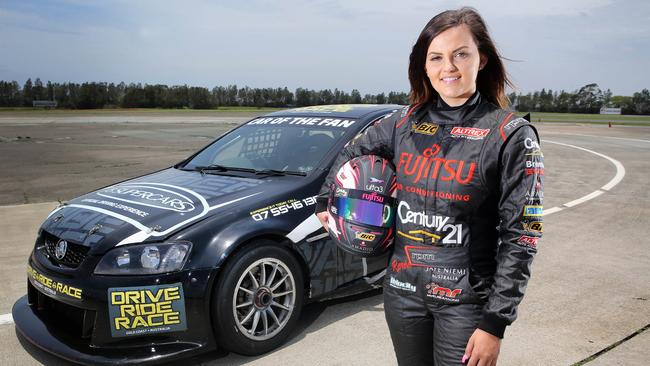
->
462, 328, 501, 366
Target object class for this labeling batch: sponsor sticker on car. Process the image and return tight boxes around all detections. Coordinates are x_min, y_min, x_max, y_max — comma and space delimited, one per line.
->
27, 264, 83, 300
108, 283, 188, 337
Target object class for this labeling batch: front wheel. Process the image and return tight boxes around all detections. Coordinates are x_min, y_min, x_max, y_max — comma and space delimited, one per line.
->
212, 242, 304, 355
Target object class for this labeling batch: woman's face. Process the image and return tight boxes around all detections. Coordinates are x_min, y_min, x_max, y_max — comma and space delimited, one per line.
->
425, 24, 487, 107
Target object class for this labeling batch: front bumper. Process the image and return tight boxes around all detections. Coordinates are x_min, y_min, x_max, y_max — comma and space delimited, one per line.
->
13, 255, 219, 365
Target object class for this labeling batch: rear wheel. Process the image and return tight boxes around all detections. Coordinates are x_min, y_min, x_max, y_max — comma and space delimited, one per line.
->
212, 242, 304, 355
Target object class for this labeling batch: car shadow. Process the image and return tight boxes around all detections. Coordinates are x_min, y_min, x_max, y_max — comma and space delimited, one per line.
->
184, 288, 385, 365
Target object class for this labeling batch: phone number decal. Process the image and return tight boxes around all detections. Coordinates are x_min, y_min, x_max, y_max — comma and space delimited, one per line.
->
250, 196, 317, 221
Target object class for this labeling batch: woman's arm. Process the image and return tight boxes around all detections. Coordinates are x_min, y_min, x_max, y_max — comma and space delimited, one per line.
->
479, 124, 544, 338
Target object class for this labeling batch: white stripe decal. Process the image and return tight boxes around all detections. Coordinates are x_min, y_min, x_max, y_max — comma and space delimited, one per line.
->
541, 140, 625, 216
286, 214, 322, 243
66, 204, 150, 231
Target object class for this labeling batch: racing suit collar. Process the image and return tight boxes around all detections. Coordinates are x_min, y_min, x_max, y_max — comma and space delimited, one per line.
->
414, 91, 482, 125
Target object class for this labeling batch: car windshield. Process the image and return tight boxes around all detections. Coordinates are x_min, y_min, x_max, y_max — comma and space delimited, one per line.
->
182, 118, 351, 174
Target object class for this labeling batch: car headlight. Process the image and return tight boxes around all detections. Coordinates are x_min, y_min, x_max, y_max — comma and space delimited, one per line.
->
94, 242, 192, 275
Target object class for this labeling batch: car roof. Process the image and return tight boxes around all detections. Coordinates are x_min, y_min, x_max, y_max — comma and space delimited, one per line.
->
261, 104, 403, 119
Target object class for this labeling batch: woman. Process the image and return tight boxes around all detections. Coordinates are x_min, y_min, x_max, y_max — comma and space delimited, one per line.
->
315, 7, 543, 366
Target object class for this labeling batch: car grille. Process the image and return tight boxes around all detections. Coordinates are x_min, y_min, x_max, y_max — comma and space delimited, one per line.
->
28, 281, 95, 339
40, 231, 90, 268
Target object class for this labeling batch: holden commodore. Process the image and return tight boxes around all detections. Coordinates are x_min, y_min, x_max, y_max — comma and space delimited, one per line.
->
12, 104, 400, 365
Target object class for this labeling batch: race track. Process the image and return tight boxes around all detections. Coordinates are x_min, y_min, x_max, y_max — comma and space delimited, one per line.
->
1, 117, 648, 366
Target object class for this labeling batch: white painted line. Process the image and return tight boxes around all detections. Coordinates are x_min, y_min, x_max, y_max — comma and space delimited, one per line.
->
542, 139, 626, 216
542, 207, 563, 216
0, 313, 13, 325
563, 190, 605, 208
543, 139, 626, 192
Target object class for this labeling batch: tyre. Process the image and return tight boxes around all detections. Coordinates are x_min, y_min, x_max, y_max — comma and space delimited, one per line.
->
212, 241, 304, 355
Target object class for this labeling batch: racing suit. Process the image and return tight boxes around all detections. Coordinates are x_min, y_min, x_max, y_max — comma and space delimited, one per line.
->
315, 92, 544, 365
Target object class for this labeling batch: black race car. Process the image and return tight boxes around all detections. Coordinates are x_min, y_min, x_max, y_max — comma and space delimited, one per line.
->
13, 104, 400, 365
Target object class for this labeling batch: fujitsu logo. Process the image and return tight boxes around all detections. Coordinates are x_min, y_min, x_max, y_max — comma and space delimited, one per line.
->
397, 144, 476, 184
361, 191, 385, 203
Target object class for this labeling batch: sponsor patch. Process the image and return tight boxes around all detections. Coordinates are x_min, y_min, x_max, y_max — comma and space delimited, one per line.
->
397, 144, 476, 185
396, 184, 471, 201
523, 205, 543, 217
450, 127, 490, 140
523, 221, 543, 233
413, 122, 439, 136
517, 235, 539, 248
525, 168, 544, 176
398, 201, 463, 244
108, 283, 187, 338
425, 282, 462, 302
503, 117, 527, 132
398, 230, 441, 244
27, 265, 83, 300
389, 276, 416, 292
524, 137, 544, 157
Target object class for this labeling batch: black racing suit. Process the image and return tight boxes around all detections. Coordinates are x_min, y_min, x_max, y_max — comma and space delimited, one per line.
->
315, 92, 544, 365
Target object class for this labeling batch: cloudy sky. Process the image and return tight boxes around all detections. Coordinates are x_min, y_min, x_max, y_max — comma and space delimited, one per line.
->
1, 0, 648, 96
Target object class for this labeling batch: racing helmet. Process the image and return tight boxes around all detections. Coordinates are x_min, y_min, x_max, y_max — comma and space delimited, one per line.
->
327, 155, 397, 257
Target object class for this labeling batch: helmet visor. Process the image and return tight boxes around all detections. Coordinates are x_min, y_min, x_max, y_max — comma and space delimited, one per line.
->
331, 195, 394, 228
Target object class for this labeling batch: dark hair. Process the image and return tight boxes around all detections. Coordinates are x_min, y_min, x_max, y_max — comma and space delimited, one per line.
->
408, 7, 512, 108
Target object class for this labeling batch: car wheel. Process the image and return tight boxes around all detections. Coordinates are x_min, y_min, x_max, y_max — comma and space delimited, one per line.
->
212, 241, 304, 355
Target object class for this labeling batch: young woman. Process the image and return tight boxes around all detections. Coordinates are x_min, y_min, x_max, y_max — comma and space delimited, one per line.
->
315, 7, 543, 366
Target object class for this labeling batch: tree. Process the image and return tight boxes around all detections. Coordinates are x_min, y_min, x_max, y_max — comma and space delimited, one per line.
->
350, 89, 362, 104
574, 83, 604, 113
632, 89, 650, 115
23, 78, 33, 106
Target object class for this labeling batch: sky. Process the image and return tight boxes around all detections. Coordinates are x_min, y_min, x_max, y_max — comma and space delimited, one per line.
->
1, 0, 649, 96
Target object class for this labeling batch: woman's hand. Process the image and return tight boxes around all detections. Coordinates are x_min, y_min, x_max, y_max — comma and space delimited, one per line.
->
316, 211, 329, 232
463, 328, 501, 366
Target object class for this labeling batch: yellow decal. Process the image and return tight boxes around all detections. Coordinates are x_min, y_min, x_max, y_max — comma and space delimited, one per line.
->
413, 123, 439, 136
398, 230, 440, 243
27, 265, 82, 299
524, 221, 543, 233
110, 286, 183, 331
355, 232, 376, 241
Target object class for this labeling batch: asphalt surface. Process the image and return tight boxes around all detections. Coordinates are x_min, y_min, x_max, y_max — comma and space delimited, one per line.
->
0, 115, 649, 365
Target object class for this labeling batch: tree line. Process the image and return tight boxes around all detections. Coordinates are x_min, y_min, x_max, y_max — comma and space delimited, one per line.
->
0, 78, 648, 115
0, 78, 409, 109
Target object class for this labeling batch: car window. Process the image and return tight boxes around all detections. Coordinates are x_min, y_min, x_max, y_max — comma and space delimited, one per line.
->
184, 124, 346, 174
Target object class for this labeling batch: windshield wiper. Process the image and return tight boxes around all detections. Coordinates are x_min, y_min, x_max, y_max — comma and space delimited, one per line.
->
254, 169, 307, 177
182, 165, 306, 177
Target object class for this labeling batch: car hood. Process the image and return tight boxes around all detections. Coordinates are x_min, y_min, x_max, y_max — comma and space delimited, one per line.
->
41, 168, 295, 254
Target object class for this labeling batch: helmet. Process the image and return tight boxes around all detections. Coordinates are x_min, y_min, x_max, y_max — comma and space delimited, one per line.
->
327, 155, 398, 257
